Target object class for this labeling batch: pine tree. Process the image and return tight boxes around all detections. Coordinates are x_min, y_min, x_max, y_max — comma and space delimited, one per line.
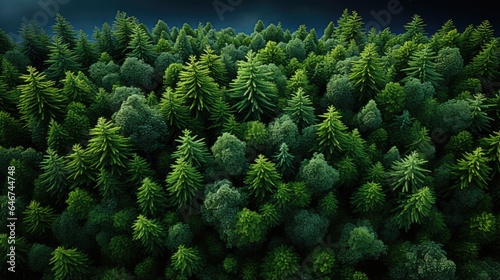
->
166, 158, 204, 209
351, 182, 386, 214
171, 245, 204, 277
152, 19, 171, 43
273, 142, 296, 177
316, 105, 349, 159
19, 21, 50, 69
65, 144, 94, 188
208, 96, 234, 133
61, 71, 94, 105
127, 153, 156, 186
113, 11, 137, 56
387, 151, 431, 193
52, 13, 77, 49
199, 46, 228, 86
158, 87, 191, 131
0, 28, 13, 54
349, 43, 386, 103
469, 39, 499, 81
17, 66, 67, 126
244, 154, 282, 202
137, 178, 168, 217
75, 31, 98, 69
403, 14, 428, 43
85, 117, 132, 175
176, 55, 220, 117
127, 25, 157, 64
22, 200, 56, 236
393, 186, 436, 231
50, 247, 92, 280
404, 47, 442, 87
47, 119, 69, 154
45, 36, 81, 81
93, 22, 117, 58
38, 148, 69, 202
453, 147, 492, 190
322, 21, 335, 41
95, 168, 123, 198
230, 50, 278, 121
284, 88, 317, 130
132, 214, 167, 256
174, 29, 193, 61
337, 10, 365, 46
482, 131, 500, 174
172, 129, 211, 168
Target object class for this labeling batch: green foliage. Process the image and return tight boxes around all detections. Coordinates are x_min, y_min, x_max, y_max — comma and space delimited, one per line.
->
28, 243, 53, 273
267, 114, 300, 149
453, 147, 492, 190
174, 29, 193, 61
167, 223, 194, 251
120, 57, 154, 88
316, 105, 349, 159
273, 181, 312, 211
158, 87, 191, 131
299, 152, 339, 195
404, 46, 442, 87
338, 220, 387, 265
166, 158, 204, 209
45, 36, 81, 81
172, 129, 210, 168
171, 245, 203, 277
261, 245, 300, 280
387, 151, 431, 193
47, 119, 69, 153
469, 38, 499, 81
49, 246, 92, 280
230, 50, 278, 121
211, 132, 248, 176
75, 31, 98, 68
137, 178, 168, 217
37, 148, 69, 202
66, 188, 95, 220
356, 99, 382, 132
482, 131, 500, 173
351, 182, 386, 214
376, 82, 406, 119
235, 208, 267, 246
349, 43, 387, 103
22, 200, 56, 236
244, 154, 281, 201
468, 211, 497, 243
286, 209, 329, 247
65, 144, 94, 188
132, 214, 167, 256
127, 25, 157, 64
393, 186, 436, 231
273, 142, 296, 176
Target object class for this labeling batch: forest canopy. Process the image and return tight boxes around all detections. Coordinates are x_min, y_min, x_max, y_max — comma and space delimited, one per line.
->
1, 10, 500, 280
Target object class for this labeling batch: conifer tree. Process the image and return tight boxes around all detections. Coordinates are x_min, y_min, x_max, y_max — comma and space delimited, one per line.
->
171, 245, 204, 278
113, 11, 136, 56
284, 88, 317, 130
172, 129, 211, 168
273, 142, 296, 177
127, 25, 157, 64
349, 43, 386, 103
38, 148, 69, 202
52, 14, 77, 49
47, 119, 69, 154
132, 214, 167, 256
387, 151, 431, 193
469, 39, 499, 81
404, 46, 442, 87
261, 245, 300, 279
158, 87, 191, 131
453, 147, 492, 190
61, 71, 94, 105
316, 105, 349, 159
176, 55, 220, 117
393, 186, 436, 231
49, 247, 92, 280
65, 144, 94, 188
45, 36, 81, 81
19, 21, 50, 69
127, 153, 156, 186
75, 31, 98, 69
22, 200, 56, 236
230, 50, 278, 121
208, 96, 234, 133
199, 46, 228, 86
482, 131, 500, 174
85, 117, 132, 175
174, 29, 193, 61
235, 208, 267, 246
244, 154, 282, 202
65, 188, 95, 220
18, 66, 67, 126
403, 14, 428, 44
351, 182, 386, 214
137, 178, 168, 217
166, 158, 204, 209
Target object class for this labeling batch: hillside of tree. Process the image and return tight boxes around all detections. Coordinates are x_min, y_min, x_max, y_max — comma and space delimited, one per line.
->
1, 10, 500, 279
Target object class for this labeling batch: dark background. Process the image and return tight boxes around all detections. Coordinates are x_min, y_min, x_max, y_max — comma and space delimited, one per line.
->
0, 0, 498, 39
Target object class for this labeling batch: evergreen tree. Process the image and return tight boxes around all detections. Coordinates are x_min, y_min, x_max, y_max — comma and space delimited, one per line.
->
65, 188, 95, 220
93, 22, 116, 58
45, 36, 81, 81
166, 158, 204, 209
75, 31, 98, 69
387, 151, 431, 193
351, 182, 386, 214
49, 247, 92, 280
127, 153, 156, 186
316, 105, 349, 159
338, 220, 387, 265
393, 186, 436, 231
127, 25, 157, 64
22, 200, 56, 236
0, 28, 13, 55
137, 178, 168, 217
211, 132, 248, 176
230, 50, 278, 121
261, 245, 300, 280
65, 144, 94, 188
52, 13, 77, 49
172, 129, 211, 168
403, 14, 428, 43
171, 245, 204, 278
152, 19, 170, 43
469, 39, 499, 81
244, 154, 282, 202
61, 71, 94, 105
337, 10, 365, 46
199, 46, 228, 86
356, 99, 382, 132
482, 131, 500, 174
453, 147, 492, 190
158, 87, 191, 131
47, 119, 69, 153
322, 21, 335, 41
176, 55, 220, 117
18, 66, 67, 126
19, 21, 50, 69
349, 43, 386, 103
174, 29, 193, 61
404, 47, 442, 87
85, 117, 132, 175
256, 41, 286, 66
112, 11, 137, 56
235, 208, 267, 246
38, 148, 69, 202
132, 214, 167, 256
284, 88, 317, 130
273, 142, 296, 177
376, 82, 406, 120
208, 96, 233, 133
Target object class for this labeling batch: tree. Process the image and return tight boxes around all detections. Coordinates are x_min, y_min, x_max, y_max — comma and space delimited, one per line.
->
351, 182, 386, 214
167, 223, 193, 251
171, 245, 204, 278
172, 129, 211, 168
120, 57, 154, 88
468, 212, 497, 243
376, 82, 406, 120
49, 247, 92, 280
85, 117, 132, 175
126, 153, 156, 186
27, 243, 53, 273
112, 94, 168, 153
52, 13, 77, 48
61, 71, 94, 105
482, 131, 500, 174
316, 105, 349, 159
152, 19, 170, 43
230, 50, 278, 121
299, 153, 339, 195
22, 200, 56, 236
452, 147, 492, 190
404, 46, 442, 87
273, 143, 296, 177
261, 245, 300, 280
337, 10, 365, 46
355, 99, 382, 132
165, 158, 204, 209
256, 41, 286, 65
349, 43, 386, 103
469, 39, 499, 82
66, 188, 96, 220
211, 132, 248, 176
45, 36, 81, 81
137, 178, 168, 217
284, 88, 317, 130
325, 74, 356, 111
244, 154, 282, 201
19, 21, 50, 69
18, 66, 67, 126
75, 31, 98, 68
158, 87, 191, 131
200, 46, 228, 86
127, 25, 157, 64
267, 114, 300, 150
403, 15, 428, 44
37, 149, 69, 202
176, 55, 220, 117
208, 96, 233, 133
338, 220, 387, 265
235, 208, 267, 246
389, 241, 456, 280
0, 28, 13, 55
65, 144, 94, 188
132, 214, 167, 256
286, 209, 329, 247
387, 151, 431, 193
392, 186, 436, 231
112, 11, 136, 56
173, 29, 193, 61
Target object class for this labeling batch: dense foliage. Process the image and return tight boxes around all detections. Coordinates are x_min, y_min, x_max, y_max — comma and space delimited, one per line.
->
1, 10, 500, 279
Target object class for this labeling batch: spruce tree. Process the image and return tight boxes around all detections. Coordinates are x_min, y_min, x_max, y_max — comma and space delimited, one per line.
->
49, 247, 92, 280
45, 36, 81, 81
284, 88, 317, 130
173, 29, 193, 61
75, 31, 98, 69
351, 182, 386, 214
166, 158, 204, 209
469, 39, 499, 81
316, 105, 349, 159
19, 21, 50, 69
404, 47, 442, 87
65, 144, 94, 189
137, 178, 168, 217
113, 11, 137, 56
349, 43, 386, 103
38, 148, 69, 202
393, 186, 436, 231
453, 147, 492, 190
387, 151, 431, 193
158, 87, 191, 131
171, 129, 211, 168
52, 13, 77, 49
244, 154, 282, 202
22, 200, 56, 236
127, 25, 157, 64
199, 46, 228, 86
170, 245, 204, 278
132, 214, 167, 256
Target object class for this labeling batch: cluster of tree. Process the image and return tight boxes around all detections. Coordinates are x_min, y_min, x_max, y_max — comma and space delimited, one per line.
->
1, 10, 500, 279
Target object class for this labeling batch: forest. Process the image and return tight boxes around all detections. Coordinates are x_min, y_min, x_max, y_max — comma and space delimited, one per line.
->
0, 9, 500, 280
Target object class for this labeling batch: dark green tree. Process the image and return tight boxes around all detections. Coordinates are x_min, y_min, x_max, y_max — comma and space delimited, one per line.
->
199, 46, 228, 86
166, 223, 193, 251
469, 38, 499, 82
170, 245, 204, 278
299, 153, 339, 195
402, 14, 428, 44
284, 88, 317, 130
45, 36, 81, 81
286, 209, 329, 247
453, 147, 492, 190
172, 129, 211, 169
158, 87, 191, 131
392, 186, 436, 231
19, 21, 50, 69
273, 142, 296, 177
65, 188, 95, 220
351, 182, 386, 214
404, 46, 442, 87
173, 29, 193, 61
230, 50, 278, 121
120, 57, 154, 88
75, 31, 98, 68
211, 132, 248, 176
112, 11, 137, 56
127, 25, 157, 64
338, 220, 387, 265
387, 151, 431, 193
261, 245, 300, 280
22, 200, 56, 236
37, 148, 69, 202
65, 144, 94, 188
316, 105, 349, 159
52, 13, 77, 48
235, 208, 267, 246
137, 178, 168, 217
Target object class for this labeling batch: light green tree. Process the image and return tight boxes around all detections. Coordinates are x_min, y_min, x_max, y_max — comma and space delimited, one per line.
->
244, 154, 282, 201
387, 151, 431, 193
166, 158, 203, 209
137, 178, 168, 217
132, 214, 167, 256
49, 247, 91, 280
